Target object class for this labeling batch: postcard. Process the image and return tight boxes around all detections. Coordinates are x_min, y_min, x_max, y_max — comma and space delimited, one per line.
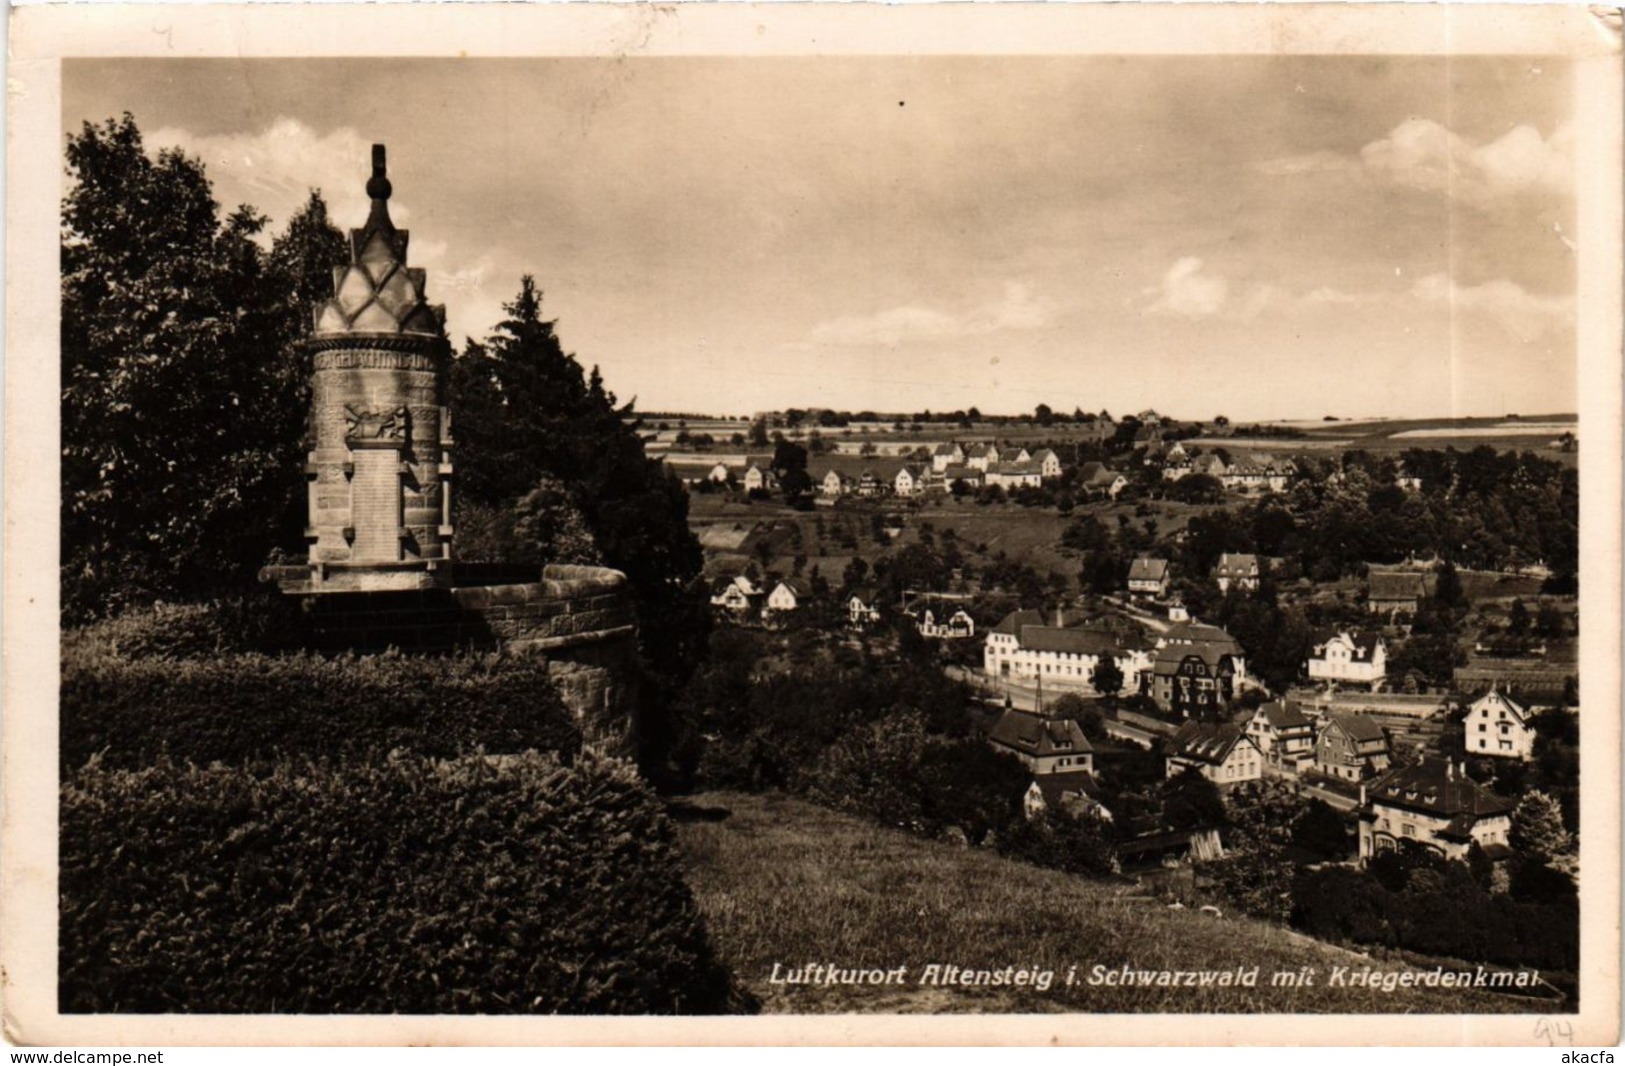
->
4, 2, 1620, 1047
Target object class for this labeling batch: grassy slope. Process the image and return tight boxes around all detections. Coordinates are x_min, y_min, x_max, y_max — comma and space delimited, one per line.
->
676, 791, 1517, 1015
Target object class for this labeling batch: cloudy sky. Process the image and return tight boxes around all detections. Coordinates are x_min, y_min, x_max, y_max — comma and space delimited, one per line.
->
64, 57, 1576, 420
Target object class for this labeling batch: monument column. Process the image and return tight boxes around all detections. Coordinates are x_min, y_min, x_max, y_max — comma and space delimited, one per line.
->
300, 145, 454, 592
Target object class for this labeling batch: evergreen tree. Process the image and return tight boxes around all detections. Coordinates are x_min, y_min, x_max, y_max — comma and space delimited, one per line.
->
446, 277, 709, 779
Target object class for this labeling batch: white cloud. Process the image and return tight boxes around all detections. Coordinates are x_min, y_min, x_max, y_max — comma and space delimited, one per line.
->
149, 118, 402, 233
1144, 257, 1229, 318
807, 282, 1053, 347
1410, 274, 1573, 341
1257, 118, 1573, 210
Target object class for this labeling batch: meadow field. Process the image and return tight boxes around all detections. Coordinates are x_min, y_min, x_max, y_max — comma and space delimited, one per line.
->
674, 791, 1531, 1014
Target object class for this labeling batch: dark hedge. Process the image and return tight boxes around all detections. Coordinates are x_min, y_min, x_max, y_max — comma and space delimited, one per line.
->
61, 643, 582, 773
60, 751, 742, 1013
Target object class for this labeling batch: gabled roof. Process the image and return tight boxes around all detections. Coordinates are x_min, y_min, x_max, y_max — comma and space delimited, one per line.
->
1128, 557, 1170, 582
1470, 688, 1531, 725
964, 443, 991, 458
848, 585, 880, 604
943, 464, 983, 481
932, 442, 962, 456
1368, 570, 1427, 600
1256, 699, 1312, 731
771, 579, 809, 598
991, 460, 1044, 476
1031, 769, 1105, 810
1215, 553, 1260, 577
991, 609, 1047, 636
1310, 628, 1385, 659
1018, 625, 1121, 656
989, 709, 1094, 759
1324, 713, 1387, 743
1367, 759, 1513, 820
1168, 721, 1253, 765
1078, 461, 1120, 486
1032, 448, 1059, 463
1191, 455, 1227, 474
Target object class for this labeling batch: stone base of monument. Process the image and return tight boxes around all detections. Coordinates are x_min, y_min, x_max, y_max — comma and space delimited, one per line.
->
259, 561, 640, 755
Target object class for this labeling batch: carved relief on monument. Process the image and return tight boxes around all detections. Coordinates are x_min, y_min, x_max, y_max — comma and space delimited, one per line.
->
344, 404, 410, 446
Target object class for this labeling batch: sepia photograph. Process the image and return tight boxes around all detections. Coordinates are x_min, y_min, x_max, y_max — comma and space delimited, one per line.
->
4, 2, 1621, 1048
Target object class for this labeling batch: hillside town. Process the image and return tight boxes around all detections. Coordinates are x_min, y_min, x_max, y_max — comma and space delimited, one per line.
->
672, 404, 1579, 985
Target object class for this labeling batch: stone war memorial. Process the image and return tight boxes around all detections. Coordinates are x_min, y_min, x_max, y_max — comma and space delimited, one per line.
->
260, 146, 636, 750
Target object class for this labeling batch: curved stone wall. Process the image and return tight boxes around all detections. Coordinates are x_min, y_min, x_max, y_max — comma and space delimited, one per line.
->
287, 563, 639, 755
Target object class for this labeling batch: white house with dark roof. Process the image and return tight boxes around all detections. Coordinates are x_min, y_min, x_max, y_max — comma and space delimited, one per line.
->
931, 442, 965, 472
709, 574, 763, 617
764, 579, 809, 617
908, 601, 976, 639
985, 460, 1044, 489
847, 587, 883, 628
1245, 699, 1316, 770
1165, 721, 1264, 786
821, 469, 854, 497
1127, 557, 1171, 598
1031, 448, 1063, 480
1358, 757, 1513, 862
1023, 770, 1111, 821
743, 463, 776, 493
1214, 553, 1262, 592
1464, 688, 1536, 760
984, 609, 1154, 693
894, 463, 928, 497
988, 707, 1094, 775
1307, 629, 1388, 688
964, 443, 1001, 471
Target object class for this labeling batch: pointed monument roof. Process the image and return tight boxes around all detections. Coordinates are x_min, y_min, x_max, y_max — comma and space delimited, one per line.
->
313, 145, 446, 338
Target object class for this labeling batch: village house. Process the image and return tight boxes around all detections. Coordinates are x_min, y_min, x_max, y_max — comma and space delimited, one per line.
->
1367, 570, 1427, 616
988, 706, 1094, 775
985, 460, 1045, 489
894, 463, 929, 497
820, 469, 855, 497
964, 443, 1002, 471
1220, 453, 1294, 494
1464, 688, 1537, 760
942, 464, 984, 491
709, 574, 763, 617
1245, 699, 1316, 771
1165, 721, 1265, 786
846, 587, 883, 628
1358, 758, 1513, 863
1126, 556, 1171, 599
1214, 552, 1262, 592
984, 609, 1154, 694
763, 579, 808, 618
1313, 714, 1392, 781
1190, 454, 1228, 480
857, 469, 888, 497
743, 463, 776, 494
1149, 622, 1247, 716
1023, 770, 1111, 821
930, 442, 965, 472
1031, 448, 1063, 480
706, 461, 733, 484
1161, 442, 1193, 481
1077, 461, 1128, 499
908, 601, 976, 639
1306, 629, 1388, 689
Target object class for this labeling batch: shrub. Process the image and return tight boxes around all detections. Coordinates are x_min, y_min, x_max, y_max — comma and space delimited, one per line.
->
61, 646, 581, 772
66, 594, 309, 661
60, 751, 743, 1014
